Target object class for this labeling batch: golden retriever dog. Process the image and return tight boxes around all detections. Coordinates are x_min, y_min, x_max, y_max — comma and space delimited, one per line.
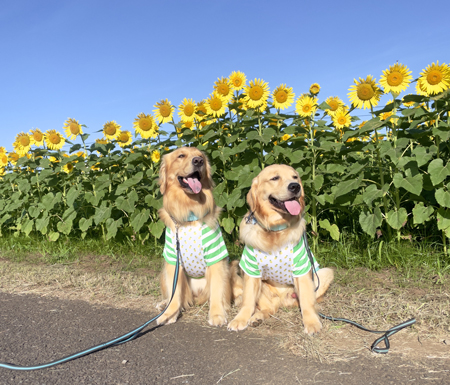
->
228, 164, 334, 334
156, 147, 231, 327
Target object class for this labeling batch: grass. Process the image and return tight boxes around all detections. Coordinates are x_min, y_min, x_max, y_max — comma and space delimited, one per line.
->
1, 232, 449, 362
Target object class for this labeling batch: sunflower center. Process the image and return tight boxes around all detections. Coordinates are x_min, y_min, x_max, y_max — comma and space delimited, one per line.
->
67, 163, 74, 171
20, 136, 30, 146
328, 100, 338, 111
183, 121, 193, 129
387, 71, 403, 86
217, 84, 230, 96
159, 105, 171, 117
302, 104, 311, 113
233, 78, 242, 87
118, 133, 129, 142
184, 104, 195, 117
1, 155, 7, 164
139, 118, 152, 131
311, 86, 319, 94
427, 70, 442, 85
338, 116, 346, 125
275, 90, 288, 103
33, 132, 43, 141
249, 85, 263, 101
69, 123, 80, 135
357, 84, 375, 100
210, 98, 223, 111
49, 133, 61, 145
105, 125, 117, 135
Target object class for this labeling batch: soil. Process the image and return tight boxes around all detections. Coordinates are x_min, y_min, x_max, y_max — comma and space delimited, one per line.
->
1, 292, 449, 384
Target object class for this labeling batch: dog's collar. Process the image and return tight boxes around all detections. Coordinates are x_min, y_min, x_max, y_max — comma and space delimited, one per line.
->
170, 211, 209, 225
245, 211, 289, 232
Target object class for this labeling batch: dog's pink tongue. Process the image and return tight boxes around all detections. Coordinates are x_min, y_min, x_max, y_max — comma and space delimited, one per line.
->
284, 200, 301, 215
186, 177, 202, 194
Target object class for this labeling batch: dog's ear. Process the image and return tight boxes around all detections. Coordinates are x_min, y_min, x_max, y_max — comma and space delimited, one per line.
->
246, 176, 259, 212
158, 154, 168, 195
202, 151, 215, 188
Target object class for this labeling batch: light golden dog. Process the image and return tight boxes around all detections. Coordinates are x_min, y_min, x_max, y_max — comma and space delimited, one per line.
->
228, 165, 334, 334
156, 147, 231, 327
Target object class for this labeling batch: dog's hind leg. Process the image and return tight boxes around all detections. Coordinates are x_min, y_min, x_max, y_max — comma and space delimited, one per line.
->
206, 259, 231, 327
249, 287, 280, 327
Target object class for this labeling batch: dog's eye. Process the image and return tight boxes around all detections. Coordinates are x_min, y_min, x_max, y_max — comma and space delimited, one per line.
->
293, 175, 298, 179
178, 154, 185, 158
271, 176, 280, 181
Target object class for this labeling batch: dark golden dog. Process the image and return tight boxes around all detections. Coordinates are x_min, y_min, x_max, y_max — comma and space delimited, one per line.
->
228, 164, 334, 334
157, 147, 231, 327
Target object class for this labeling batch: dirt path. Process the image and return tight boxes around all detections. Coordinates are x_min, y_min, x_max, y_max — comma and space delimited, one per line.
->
1, 292, 449, 384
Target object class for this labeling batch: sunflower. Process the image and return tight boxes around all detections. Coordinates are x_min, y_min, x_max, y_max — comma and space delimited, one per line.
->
244, 78, 270, 109
133, 113, 158, 139
0, 152, 8, 167
379, 63, 412, 94
63, 118, 83, 140
228, 71, 246, 91
178, 99, 197, 122
348, 75, 382, 109
281, 134, 291, 141
117, 130, 132, 148
0, 167, 5, 177
45, 130, 65, 150
63, 162, 75, 174
214, 77, 233, 101
272, 84, 295, 110
30, 128, 45, 146
332, 109, 352, 129
205, 93, 227, 117
324, 96, 345, 116
151, 150, 161, 163
309, 83, 320, 95
179, 119, 194, 131
14, 132, 32, 155
96, 138, 109, 145
418, 61, 450, 95
295, 95, 318, 117
103, 121, 121, 140
402, 94, 415, 107
8, 152, 20, 165
153, 99, 174, 124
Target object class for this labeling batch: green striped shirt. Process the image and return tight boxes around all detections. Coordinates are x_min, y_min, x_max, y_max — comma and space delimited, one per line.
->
239, 236, 319, 285
163, 224, 228, 278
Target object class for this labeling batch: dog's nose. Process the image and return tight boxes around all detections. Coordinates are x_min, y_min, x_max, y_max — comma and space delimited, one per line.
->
288, 183, 301, 194
192, 157, 204, 167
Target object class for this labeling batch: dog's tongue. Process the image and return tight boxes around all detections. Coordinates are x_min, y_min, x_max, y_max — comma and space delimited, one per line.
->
284, 200, 301, 215
186, 177, 202, 194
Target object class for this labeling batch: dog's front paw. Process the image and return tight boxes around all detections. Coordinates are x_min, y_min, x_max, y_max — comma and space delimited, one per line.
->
208, 313, 227, 327
227, 317, 249, 332
249, 314, 263, 328
156, 311, 179, 326
303, 315, 322, 335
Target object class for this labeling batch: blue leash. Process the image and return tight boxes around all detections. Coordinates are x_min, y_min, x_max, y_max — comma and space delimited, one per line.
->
0, 227, 182, 371
302, 233, 416, 354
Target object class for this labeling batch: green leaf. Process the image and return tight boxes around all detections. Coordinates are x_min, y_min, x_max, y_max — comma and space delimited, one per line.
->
392, 173, 423, 195
362, 184, 383, 206
221, 216, 235, 234
79, 217, 93, 232
21, 218, 34, 236
333, 174, 363, 199
149, 219, 165, 239
313, 175, 324, 192
48, 232, 60, 242
435, 188, 450, 208
318, 219, 340, 241
40, 192, 62, 211
412, 203, 434, 224
105, 218, 122, 240
116, 172, 144, 195
66, 186, 80, 207
359, 208, 382, 236
386, 208, 408, 230
57, 220, 72, 235
130, 208, 150, 232
94, 205, 112, 225
437, 208, 450, 231
428, 159, 450, 186
28, 206, 42, 218
144, 195, 163, 210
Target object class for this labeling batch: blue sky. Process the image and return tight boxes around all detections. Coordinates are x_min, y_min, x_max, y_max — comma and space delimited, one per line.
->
1, 0, 449, 152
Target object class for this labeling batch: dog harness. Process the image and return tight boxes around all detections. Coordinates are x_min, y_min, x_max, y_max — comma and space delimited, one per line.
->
163, 223, 228, 278
239, 236, 319, 286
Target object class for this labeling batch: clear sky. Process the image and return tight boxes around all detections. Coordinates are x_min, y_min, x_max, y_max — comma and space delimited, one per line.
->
1, 0, 449, 152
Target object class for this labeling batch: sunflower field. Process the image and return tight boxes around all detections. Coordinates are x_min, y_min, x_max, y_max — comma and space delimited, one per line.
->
1, 62, 450, 257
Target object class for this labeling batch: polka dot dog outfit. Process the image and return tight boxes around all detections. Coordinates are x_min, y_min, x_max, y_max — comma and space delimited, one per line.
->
163, 224, 228, 278
239, 236, 319, 285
